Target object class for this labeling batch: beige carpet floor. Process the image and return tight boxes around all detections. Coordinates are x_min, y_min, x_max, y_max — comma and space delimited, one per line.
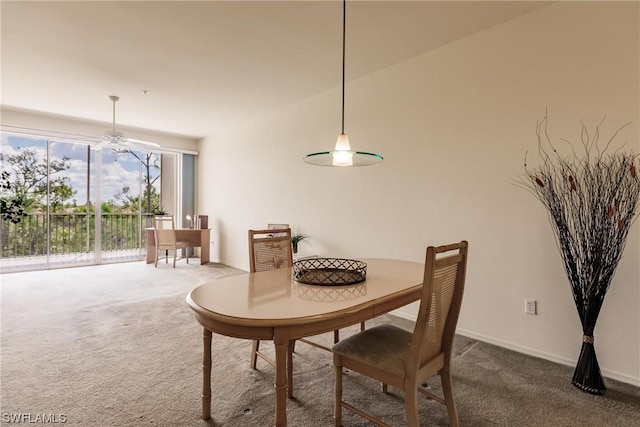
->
1, 261, 639, 426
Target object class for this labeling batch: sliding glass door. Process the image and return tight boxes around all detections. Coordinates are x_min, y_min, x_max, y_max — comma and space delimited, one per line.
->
0, 132, 179, 272
96, 148, 165, 264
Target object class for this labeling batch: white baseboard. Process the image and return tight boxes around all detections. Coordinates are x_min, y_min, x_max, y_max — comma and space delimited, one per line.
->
389, 311, 639, 387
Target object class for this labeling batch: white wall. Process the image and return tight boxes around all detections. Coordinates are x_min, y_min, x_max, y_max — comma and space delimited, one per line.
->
198, 1, 639, 386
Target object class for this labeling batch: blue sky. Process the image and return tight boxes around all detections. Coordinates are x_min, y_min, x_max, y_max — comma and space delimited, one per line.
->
1, 134, 160, 206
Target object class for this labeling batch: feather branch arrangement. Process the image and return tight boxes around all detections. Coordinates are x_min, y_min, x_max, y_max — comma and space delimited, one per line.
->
515, 113, 640, 395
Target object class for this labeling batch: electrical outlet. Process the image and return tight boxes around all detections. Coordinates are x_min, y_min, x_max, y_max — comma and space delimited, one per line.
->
525, 299, 537, 315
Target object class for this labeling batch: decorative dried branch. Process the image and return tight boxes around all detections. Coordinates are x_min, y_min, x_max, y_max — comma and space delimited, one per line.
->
515, 114, 640, 394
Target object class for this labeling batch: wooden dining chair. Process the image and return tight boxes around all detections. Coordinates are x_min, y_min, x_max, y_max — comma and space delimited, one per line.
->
333, 241, 469, 427
248, 228, 295, 395
153, 215, 189, 268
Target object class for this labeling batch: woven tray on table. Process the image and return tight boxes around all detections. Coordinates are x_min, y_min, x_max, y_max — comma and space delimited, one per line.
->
292, 258, 367, 286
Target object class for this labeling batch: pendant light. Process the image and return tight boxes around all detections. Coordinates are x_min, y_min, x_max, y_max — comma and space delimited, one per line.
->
303, 0, 383, 167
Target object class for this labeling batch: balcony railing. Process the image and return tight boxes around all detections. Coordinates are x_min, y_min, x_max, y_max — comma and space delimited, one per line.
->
0, 212, 154, 260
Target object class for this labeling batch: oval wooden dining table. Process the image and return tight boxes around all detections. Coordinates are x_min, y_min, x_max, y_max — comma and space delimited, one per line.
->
186, 258, 425, 426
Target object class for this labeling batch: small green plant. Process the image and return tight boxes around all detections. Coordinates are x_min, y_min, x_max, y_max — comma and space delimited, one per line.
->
152, 205, 167, 215
291, 228, 310, 254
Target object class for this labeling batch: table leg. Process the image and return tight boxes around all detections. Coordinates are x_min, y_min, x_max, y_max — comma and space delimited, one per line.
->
287, 340, 293, 399
200, 229, 210, 264
145, 230, 155, 264
273, 333, 288, 426
202, 328, 212, 420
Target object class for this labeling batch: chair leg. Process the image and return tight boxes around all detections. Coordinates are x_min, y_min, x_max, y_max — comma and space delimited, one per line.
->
405, 384, 419, 427
186, 247, 189, 264
154, 250, 159, 267
360, 321, 366, 331
441, 368, 459, 427
334, 330, 340, 344
334, 362, 343, 427
173, 250, 177, 268
250, 340, 260, 369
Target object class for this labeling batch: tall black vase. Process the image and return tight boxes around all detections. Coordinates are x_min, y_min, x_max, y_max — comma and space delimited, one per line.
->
571, 338, 606, 395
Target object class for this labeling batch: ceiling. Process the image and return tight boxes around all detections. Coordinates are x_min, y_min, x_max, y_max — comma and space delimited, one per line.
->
1, 1, 549, 140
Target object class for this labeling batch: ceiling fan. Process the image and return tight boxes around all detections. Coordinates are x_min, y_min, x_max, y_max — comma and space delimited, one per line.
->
91, 95, 161, 151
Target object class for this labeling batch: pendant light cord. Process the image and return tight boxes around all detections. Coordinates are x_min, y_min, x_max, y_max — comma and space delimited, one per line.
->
109, 95, 119, 132
112, 98, 117, 132
303, 0, 383, 166
341, 0, 346, 135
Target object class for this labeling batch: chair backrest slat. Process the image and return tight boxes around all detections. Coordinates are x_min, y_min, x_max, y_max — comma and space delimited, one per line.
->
248, 228, 293, 273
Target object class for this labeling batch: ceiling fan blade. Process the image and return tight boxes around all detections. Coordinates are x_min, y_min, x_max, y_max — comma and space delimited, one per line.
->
91, 140, 112, 151
126, 138, 161, 149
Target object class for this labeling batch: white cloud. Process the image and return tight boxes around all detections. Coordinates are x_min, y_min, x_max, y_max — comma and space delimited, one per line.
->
2, 136, 161, 208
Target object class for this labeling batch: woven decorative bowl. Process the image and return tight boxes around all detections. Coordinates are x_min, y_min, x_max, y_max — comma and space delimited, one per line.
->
293, 258, 367, 286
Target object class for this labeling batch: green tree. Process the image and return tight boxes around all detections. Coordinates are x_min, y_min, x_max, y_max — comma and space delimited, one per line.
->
113, 183, 160, 214
0, 171, 27, 224
0, 148, 75, 213
1, 147, 76, 257
115, 151, 161, 213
